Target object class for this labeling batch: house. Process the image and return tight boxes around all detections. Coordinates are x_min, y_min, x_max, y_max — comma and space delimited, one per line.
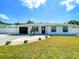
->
0, 23, 79, 35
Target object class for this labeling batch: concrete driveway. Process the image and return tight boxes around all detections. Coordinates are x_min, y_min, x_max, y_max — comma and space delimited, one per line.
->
0, 34, 49, 46
0, 34, 18, 45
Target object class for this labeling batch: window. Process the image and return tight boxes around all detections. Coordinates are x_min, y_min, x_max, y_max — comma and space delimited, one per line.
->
51, 26, 56, 32
63, 26, 68, 32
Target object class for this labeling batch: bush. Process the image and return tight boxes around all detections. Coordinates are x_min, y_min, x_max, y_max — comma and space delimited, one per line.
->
45, 36, 48, 38
5, 41, 11, 45
38, 38, 41, 40
24, 40, 28, 44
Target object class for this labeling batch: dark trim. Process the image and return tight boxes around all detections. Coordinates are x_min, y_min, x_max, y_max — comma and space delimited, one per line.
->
41, 26, 46, 34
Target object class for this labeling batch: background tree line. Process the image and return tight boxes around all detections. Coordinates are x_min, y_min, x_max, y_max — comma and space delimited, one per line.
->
0, 19, 79, 25
67, 20, 79, 25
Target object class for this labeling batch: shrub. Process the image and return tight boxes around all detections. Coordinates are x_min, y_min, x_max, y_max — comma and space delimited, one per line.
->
5, 41, 11, 45
45, 36, 48, 38
38, 38, 41, 40
24, 40, 28, 44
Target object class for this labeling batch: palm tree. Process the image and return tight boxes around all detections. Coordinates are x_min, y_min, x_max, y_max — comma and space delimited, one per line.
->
30, 26, 38, 34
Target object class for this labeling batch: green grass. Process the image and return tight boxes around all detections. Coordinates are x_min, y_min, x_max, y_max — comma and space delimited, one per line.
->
0, 36, 79, 59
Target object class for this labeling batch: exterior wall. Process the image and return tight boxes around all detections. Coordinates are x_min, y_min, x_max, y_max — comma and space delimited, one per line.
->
27, 25, 79, 35
68, 26, 79, 34
6, 24, 79, 35
47, 25, 64, 34
47, 25, 79, 35
0, 28, 8, 34
7, 28, 19, 34
28, 26, 32, 34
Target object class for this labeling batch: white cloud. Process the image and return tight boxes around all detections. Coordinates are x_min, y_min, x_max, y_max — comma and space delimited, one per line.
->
50, 21, 57, 23
0, 14, 9, 19
60, 0, 79, 12
21, 0, 47, 9
50, 20, 64, 23
76, 0, 79, 4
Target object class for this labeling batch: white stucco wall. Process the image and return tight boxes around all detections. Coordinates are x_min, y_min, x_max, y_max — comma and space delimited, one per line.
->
7, 28, 19, 34
68, 26, 79, 34
6, 24, 79, 35
46, 25, 79, 35
0, 28, 8, 34
27, 25, 79, 35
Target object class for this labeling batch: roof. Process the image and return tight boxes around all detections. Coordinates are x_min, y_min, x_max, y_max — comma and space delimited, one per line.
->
7, 23, 79, 28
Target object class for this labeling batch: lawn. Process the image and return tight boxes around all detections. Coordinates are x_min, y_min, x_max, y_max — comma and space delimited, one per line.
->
0, 36, 79, 59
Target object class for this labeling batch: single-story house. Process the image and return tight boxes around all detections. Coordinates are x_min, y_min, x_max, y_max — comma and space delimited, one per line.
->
0, 23, 79, 35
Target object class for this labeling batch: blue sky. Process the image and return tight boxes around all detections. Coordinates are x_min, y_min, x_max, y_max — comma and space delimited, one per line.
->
0, 0, 79, 23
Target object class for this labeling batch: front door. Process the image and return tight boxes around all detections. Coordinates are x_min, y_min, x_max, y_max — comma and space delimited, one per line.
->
41, 26, 45, 34
19, 27, 28, 34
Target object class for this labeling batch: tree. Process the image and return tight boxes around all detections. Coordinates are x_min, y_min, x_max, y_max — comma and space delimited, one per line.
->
26, 20, 34, 24
14, 23, 20, 25
68, 20, 79, 25
30, 26, 38, 34
0, 20, 5, 24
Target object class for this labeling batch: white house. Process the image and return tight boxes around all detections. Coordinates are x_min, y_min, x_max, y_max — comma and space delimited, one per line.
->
0, 23, 79, 35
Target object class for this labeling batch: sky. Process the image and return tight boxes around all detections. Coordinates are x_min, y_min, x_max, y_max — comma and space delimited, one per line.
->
0, 0, 79, 23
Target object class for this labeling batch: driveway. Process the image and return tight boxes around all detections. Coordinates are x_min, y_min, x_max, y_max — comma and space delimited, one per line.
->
0, 34, 48, 46
0, 34, 18, 45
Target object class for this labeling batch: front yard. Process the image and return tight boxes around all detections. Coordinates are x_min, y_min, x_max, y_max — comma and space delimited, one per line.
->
0, 36, 79, 59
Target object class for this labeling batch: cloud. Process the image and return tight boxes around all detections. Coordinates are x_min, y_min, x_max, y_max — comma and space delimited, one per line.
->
21, 0, 47, 9
50, 20, 64, 23
60, 0, 79, 12
0, 14, 9, 19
